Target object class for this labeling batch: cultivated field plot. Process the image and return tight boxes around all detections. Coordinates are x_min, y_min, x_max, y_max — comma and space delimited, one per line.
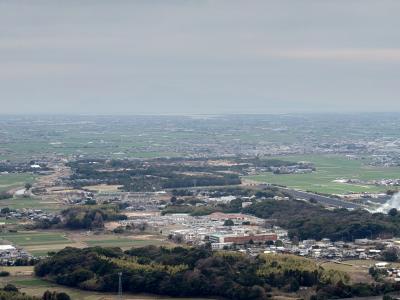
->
0, 196, 62, 212
321, 259, 400, 284
0, 266, 34, 276
0, 231, 69, 246
0, 217, 18, 225
0, 231, 79, 256
0, 173, 36, 193
246, 155, 400, 194
321, 260, 372, 284
82, 184, 123, 192
0, 231, 172, 257
81, 234, 169, 250
1, 130, 181, 160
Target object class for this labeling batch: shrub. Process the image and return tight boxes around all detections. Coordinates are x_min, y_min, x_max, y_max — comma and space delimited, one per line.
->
0, 271, 10, 277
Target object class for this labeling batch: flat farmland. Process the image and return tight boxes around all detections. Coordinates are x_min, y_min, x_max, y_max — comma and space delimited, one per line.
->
0, 217, 18, 225
0, 231, 79, 256
80, 233, 170, 250
85, 237, 166, 248
0, 173, 36, 193
0, 231, 70, 246
245, 155, 400, 195
0, 196, 62, 212
2, 133, 182, 160
82, 184, 123, 192
321, 259, 400, 284
0, 230, 172, 257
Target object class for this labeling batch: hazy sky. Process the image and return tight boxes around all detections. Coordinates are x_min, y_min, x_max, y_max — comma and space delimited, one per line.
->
1, 0, 399, 114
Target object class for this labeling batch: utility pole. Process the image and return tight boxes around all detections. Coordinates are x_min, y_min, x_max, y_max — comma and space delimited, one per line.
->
118, 272, 123, 300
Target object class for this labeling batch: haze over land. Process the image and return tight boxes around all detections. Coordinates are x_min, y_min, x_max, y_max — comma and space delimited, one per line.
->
3, 2, 400, 300
1, 0, 400, 114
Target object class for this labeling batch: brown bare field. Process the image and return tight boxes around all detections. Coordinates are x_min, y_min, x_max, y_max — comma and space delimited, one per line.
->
320, 259, 400, 284
123, 211, 161, 218
83, 184, 123, 192
48, 187, 81, 193
104, 221, 120, 230
67, 231, 172, 250
0, 266, 34, 276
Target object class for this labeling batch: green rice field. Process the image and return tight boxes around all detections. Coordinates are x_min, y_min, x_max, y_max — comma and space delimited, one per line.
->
245, 155, 400, 195
85, 237, 166, 248
0, 173, 36, 193
0, 231, 78, 257
0, 231, 170, 257
0, 196, 61, 212
0, 232, 70, 247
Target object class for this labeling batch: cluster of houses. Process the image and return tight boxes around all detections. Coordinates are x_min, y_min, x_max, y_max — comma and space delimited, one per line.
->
3, 209, 56, 222
290, 238, 384, 260
269, 163, 315, 175
381, 264, 400, 282
254, 238, 400, 262
370, 154, 400, 168
246, 162, 315, 176
0, 244, 32, 265
189, 236, 395, 260
335, 178, 400, 187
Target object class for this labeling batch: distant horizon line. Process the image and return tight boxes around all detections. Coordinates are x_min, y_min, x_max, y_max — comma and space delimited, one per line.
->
0, 111, 399, 117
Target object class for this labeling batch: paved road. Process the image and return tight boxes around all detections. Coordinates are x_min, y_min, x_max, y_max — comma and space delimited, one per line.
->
276, 187, 364, 209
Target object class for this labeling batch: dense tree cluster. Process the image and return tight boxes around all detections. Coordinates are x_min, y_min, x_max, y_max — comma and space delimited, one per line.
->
381, 248, 400, 262
66, 157, 311, 192
0, 285, 70, 300
312, 282, 400, 300
171, 187, 281, 199
41, 291, 70, 300
37, 206, 127, 230
67, 158, 242, 191
0, 192, 12, 200
35, 246, 351, 299
0, 290, 38, 300
244, 199, 400, 241
162, 187, 284, 216
0, 161, 50, 174
61, 207, 127, 230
